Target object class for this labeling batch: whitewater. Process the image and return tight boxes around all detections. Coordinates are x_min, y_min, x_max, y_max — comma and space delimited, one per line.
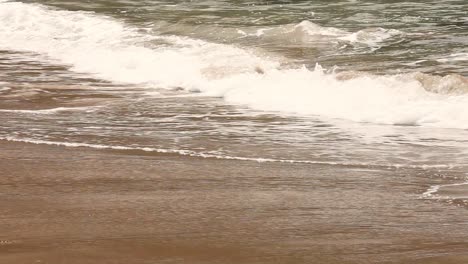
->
2, 2, 468, 262
1, 1, 468, 129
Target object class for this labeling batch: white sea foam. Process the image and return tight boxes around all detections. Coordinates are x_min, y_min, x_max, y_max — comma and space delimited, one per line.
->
206, 66, 468, 128
1, 2, 468, 129
0, 106, 95, 114
0, 1, 277, 88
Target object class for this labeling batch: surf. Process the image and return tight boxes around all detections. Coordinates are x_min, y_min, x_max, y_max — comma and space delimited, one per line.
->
1, 1, 468, 129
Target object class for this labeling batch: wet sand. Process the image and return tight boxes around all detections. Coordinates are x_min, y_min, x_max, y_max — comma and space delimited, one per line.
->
1, 140, 468, 264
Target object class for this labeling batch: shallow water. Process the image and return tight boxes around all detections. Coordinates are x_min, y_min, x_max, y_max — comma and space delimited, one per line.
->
1, 0, 468, 262
2, 141, 468, 264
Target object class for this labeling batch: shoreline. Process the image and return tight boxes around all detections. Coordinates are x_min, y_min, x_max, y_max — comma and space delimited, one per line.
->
1, 140, 468, 264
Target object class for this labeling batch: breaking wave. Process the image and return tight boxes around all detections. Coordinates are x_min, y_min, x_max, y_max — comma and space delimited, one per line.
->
1, 1, 468, 129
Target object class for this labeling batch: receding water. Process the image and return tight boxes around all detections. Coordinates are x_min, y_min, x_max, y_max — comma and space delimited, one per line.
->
1, 1, 468, 263
1, 0, 468, 167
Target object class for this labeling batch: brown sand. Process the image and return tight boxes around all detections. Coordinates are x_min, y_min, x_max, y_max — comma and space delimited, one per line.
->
1, 140, 468, 264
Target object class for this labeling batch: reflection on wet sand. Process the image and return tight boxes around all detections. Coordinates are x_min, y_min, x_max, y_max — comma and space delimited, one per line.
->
1, 141, 468, 264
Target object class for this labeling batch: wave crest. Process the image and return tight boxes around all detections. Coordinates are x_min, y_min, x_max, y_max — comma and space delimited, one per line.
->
237, 20, 404, 47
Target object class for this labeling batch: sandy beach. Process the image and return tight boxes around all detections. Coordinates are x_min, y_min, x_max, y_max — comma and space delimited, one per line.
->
2, 0, 468, 263
1, 140, 468, 264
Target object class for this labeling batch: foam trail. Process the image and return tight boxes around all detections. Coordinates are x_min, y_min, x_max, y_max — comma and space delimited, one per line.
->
422, 182, 468, 199
0, 136, 455, 170
0, 106, 96, 114
1, 2, 468, 129
422, 185, 442, 198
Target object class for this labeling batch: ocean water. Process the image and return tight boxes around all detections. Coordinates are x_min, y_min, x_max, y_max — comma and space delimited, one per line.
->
1, 0, 468, 227
2, 1, 468, 262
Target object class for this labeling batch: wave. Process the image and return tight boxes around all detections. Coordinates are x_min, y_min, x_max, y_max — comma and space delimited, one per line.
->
0, 1, 277, 87
295, 21, 404, 47
1, 2, 468, 129
0, 136, 455, 170
237, 20, 404, 47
